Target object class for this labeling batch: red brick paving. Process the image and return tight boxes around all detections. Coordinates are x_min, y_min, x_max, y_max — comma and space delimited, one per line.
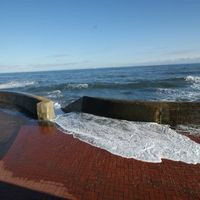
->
0, 125, 200, 199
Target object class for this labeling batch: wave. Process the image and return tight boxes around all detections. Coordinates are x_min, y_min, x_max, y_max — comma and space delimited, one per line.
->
156, 88, 200, 102
26, 77, 187, 93
156, 75, 200, 101
89, 78, 186, 90
28, 83, 89, 93
47, 90, 63, 98
0, 81, 36, 89
55, 112, 200, 164
91, 81, 179, 89
47, 90, 61, 95
66, 83, 88, 89
54, 102, 61, 109
185, 75, 200, 90
40, 76, 200, 91
185, 75, 200, 83
46, 90, 63, 99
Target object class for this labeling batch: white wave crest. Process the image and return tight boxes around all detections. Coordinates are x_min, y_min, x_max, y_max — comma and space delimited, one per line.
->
156, 88, 200, 101
185, 75, 200, 90
66, 83, 88, 89
55, 112, 200, 164
0, 81, 35, 89
47, 90, 62, 98
185, 75, 200, 83
54, 102, 61, 109
48, 90, 61, 95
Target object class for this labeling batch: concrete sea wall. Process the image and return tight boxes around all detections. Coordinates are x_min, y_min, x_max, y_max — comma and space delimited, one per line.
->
62, 96, 200, 125
0, 91, 55, 121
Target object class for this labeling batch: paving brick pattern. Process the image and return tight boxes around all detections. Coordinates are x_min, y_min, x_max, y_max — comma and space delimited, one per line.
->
0, 125, 199, 199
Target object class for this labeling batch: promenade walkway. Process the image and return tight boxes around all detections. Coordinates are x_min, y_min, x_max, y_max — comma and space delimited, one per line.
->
0, 108, 199, 199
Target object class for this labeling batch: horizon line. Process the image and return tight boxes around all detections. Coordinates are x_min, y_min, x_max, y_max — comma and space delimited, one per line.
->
0, 62, 199, 75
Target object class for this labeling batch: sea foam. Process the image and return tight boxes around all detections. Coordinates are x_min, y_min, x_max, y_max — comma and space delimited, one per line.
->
185, 75, 200, 90
185, 75, 200, 83
54, 102, 61, 109
156, 75, 200, 101
55, 112, 200, 164
0, 81, 35, 89
47, 90, 62, 98
65, 83, 88, 89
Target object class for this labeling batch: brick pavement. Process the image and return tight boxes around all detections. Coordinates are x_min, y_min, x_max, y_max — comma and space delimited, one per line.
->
0, 124, 199, 199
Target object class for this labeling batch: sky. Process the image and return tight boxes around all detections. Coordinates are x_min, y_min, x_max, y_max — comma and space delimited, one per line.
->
0, 0, 200, 73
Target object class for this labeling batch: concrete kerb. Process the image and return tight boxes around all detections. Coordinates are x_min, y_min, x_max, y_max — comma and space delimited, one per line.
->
0, 91, 55, 121
62, 96, 200, 126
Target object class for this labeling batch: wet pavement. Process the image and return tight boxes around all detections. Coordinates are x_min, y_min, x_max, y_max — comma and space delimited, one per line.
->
0, 105, 200, 199
0, 104, 29, 159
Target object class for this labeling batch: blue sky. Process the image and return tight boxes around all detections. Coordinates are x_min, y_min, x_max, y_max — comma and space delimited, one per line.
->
0, 0, 200, 73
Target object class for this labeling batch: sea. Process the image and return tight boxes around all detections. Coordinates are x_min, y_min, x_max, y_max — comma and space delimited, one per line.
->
1, 63, 200, 163
0, 63, 200, 111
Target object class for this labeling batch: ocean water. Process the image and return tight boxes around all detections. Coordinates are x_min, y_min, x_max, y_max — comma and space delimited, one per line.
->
1, 63, 200, 163
0, 63, 200, 111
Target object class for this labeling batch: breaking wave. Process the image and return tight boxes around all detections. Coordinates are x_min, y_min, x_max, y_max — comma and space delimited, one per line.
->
27, 78, 186, 93
48, 90, 61, 94
29, 83, 89, 93
0, 81, 36, 89
156, 88, 200, 102
55, 112, 200, 164
185, 75, 200, 90
54, 102, 61, 109
185, 75, 200, 83
156, 75, 200, 101
66, 83, 89, 89
47, 90, 62, 98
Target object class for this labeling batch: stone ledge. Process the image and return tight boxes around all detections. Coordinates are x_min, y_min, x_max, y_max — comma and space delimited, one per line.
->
62, 96, 200, 125
0, 91, 55, 121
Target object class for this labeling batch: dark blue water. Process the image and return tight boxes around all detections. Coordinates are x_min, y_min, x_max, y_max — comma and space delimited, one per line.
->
0, 63, 200, 110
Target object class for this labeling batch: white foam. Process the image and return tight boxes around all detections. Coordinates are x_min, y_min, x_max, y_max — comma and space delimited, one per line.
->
55, 112, 200, 164
0, 81, 35, 89
185, 75, 200, 83
185, 75, 200, 90
47, 90, 62, 98
54, 102, 61, 109
66, 83, 88, 89
157, 88, 200, 101
48, 90, 61, 94
156, 75, 200, 101
176, 124, 200, 136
